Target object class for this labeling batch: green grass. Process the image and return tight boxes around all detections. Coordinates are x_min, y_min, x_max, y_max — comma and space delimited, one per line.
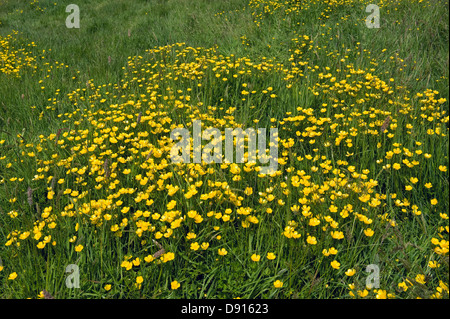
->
0, 0, 448, 299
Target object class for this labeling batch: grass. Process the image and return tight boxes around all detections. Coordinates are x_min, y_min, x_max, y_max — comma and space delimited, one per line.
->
0, 0, 448, 299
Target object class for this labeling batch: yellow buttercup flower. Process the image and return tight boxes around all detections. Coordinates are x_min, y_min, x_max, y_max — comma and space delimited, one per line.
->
251, 254, 261, 262
415, 274, 426, 285
8, 272, 18, 280
75, 244, 84, 252
345, 269, 356, 276
266, 252, 276, 260
306, 235, 317, 245
190, 242, 200, 251
364, 228, 374, 237
273, 280, 283, 288
171, 280, 180, 290
330, 260, 340, 269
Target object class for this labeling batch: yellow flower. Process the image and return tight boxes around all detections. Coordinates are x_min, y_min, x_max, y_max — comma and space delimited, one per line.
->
329, 205, 338, 213
104, 284, 112, 291
109, 136, 118, 143
171, 280, 180, 290
306, 235, 317, 245
364, 228, 374, 237
330, 260, 340, 269
251, 254, 261, 262
398, 281, 408, 292
330, 231, 344, 240
162, 252, 175, 263
328, 247, 338, 255
358, 289, 369, 297
186, 232, 197, 240
201, 242, 209, 250
428, 260, 440, 268
266, 252, 276, 260
132, 258, 141, 266
375, 289, 387, 299
415, 274, 426, 285
438, 165, 447, 172
430, 198, 438, 206
273, 280, 283, 288
218, 248, 228, 256
190, 242, 200, 251
144, 255, 154, 263
135, 276, 144, 289
8, 272, 18, 280
75, 244, 84, 252
345, 269, 356, 276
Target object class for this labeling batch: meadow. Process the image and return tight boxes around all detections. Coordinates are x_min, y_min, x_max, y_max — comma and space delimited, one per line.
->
0, 0, 448, 299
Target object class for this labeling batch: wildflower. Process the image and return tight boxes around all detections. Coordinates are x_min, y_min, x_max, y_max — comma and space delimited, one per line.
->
345, 269, 356, 276
135, 276, 143, 289
75, 244, 84, 252
162, 252, 175, 263
306, 236, 317, 245
190, 242, 200, 251
398, 281, 409, 292
273, 280, 283, 288
330, 260, 340, 269
171, 281, 180, 290
438, 165, 447, 172
251, 254, 261, 262
144, 255, 154, 263
186, 232, 197, 240
364, 228, 374, 237
330, 231, 344, 240
218, 248, 228, 256
375, 289, 387, 299
104, 284, 112, 291
428, 261, 440, 268
267, 252, 276, 260
415, 274, 426, 285
8, 272, 18, 280
358, 289, 369, 297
